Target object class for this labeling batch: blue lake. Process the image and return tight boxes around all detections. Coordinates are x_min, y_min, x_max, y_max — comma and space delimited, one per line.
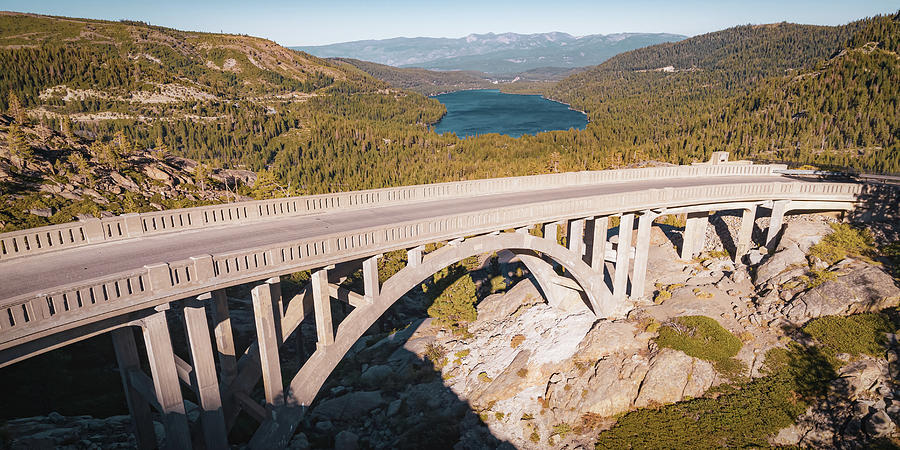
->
431, 89, 588, 138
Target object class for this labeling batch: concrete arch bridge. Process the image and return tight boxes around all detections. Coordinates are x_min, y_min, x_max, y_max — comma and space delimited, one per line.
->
0, 156, 878, 449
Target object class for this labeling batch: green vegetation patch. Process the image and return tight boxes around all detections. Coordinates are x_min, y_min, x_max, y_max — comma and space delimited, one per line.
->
802, 313, 893, 364
655, 316, 742, 372
595, 344, 834, 448
597, 312, 900, 448
427, 273, 478, 334
808, 223, 875, 265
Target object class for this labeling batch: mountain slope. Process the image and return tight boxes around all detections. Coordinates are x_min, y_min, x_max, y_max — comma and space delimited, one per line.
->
333, 58, 492, 95
293, 32, 686, 74
549, 15, 900, 172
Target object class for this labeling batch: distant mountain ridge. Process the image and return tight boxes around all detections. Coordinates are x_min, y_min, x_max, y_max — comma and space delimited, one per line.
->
292, 31, 686, 74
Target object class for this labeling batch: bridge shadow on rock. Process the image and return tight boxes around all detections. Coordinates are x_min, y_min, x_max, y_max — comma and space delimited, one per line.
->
848, 183, 900, 228
233, 256, 520, 449
298, 309, 513, 449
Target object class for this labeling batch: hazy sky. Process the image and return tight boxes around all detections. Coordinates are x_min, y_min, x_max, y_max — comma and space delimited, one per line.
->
2, 0, 896, 46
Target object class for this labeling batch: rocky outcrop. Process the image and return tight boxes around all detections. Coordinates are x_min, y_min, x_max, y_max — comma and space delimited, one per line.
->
780, 261, 900, 323
772, 356, 899, 447
755, 221, 833, 286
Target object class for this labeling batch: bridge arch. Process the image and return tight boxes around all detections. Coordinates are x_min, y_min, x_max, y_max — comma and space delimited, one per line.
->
282, 230, 611, 409
246, 230, 613, 446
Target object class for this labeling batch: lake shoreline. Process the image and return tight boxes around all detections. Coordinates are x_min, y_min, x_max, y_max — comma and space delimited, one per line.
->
429, 89, 588, 138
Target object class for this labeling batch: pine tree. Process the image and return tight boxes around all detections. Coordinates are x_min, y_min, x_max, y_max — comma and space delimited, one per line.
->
152, 136, 169, 160
60, 116, 75, 141
7, 92, 25, 124
113, 130, 133, 157
426, 273, 478, 334
546, 151, 561, 173
68, 152, 94, 187
194, 163, 210, 193
251, 170, 286, 199
6, 125, 31, 170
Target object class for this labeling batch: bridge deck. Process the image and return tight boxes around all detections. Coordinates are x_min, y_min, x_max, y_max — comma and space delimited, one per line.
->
0, 175, 792, 302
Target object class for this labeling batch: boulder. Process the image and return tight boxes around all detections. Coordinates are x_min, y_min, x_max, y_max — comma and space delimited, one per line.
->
359, 365, 394, 387
469, 350, 532, 409
109, 171, 140, 191
29, 207, 53, 217
143, 165, 174, 185
581, 355, 649, 416
575, 321, 643, 361
310, 391, 385, 421
781, 221, 833, 253
633, 348, 717, 407
781, 263, 900, 323
475, 280, 543, 325
755, 243, 806, 286
755, 221, 833, 286
288, 432, 310, 449
334, 430, 359, 450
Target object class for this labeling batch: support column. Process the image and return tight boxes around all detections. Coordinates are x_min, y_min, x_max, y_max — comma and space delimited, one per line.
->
613, 214, 634, 300
407, 246, 423, 267
209, 290, 237, 388
311, 268, 334, 348
543, 222, 561, 245
766, 200, 790, 252
631, 211, 654, 298
362, 255, 380, 303
183, 299, 228, 450
680, 211, 709, 260
567, 219, 586, 257
586, 216, 609, 272
111, 327, 156, 450
735, 205, 757, 261
251, 278, 284, 408
140, 308, 191, 450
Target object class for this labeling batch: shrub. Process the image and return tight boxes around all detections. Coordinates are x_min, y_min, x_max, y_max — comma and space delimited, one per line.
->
808, 223, 875, 265
378, 250, 407, 283
802, 313, 893, 364
427, 274, 478, 334
803, 268, 837, 289
655, 315, 743, 378
490, 275, 507, 293
655, 213, 686, 228
478, 372, 493, 383
653, 288, 672, 304
551, 423, 572, 439
517, 368, 528, 378
882, 242, 900, 277
424, 343, 447, 370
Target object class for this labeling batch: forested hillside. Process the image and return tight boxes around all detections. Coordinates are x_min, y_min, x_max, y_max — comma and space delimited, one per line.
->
1, 10, 898, 227
333, 58, 492, 95
550, 14, 900, 172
